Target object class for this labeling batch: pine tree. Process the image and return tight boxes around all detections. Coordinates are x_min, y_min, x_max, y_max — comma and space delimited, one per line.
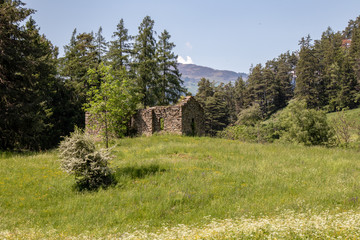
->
0, 1, 61, 150
195, 79, 229, 135
295, 35, 324, 109
234, 76, 246, 114
95, 26, 108, 63
222, 82, 237, 123
275, 52, 297, 108
205, 90, 230, 136
156, 30, 185, 105
60, 31, 98, 100
132, 16, 157, 107
262, 66, 279, 115
196, 78, 214, 99
108, 19, 133, 70
245, 64, 267, 116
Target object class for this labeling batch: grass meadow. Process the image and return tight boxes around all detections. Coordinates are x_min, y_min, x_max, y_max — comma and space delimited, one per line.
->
1, 135, 360, 239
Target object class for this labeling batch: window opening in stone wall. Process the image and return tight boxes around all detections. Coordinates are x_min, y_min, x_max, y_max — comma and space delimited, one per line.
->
191, 118, 195, 136
160, 117, 164, 131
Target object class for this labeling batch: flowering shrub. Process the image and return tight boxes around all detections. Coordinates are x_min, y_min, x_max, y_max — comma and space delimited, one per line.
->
58, 128, 115, 191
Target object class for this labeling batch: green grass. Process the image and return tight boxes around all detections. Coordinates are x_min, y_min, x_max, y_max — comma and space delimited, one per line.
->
327, 107, 360, 122
1, 135, 360, 238
327, 108, 360, 145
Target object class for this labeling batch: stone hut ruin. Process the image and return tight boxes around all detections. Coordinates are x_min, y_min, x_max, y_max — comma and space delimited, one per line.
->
131, 96, 205, 136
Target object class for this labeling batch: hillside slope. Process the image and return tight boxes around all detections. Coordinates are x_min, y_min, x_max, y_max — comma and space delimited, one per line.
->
178, 63, 248, 94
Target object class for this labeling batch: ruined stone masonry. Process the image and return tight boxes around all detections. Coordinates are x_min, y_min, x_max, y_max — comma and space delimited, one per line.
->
131, 96, 205, 136
86, 96, 205, 137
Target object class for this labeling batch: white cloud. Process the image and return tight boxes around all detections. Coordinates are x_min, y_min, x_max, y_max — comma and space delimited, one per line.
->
186, 41, 193, 49
177, 56, 194, 64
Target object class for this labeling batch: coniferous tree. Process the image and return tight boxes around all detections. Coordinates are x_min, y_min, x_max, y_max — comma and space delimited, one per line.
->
245, 64, 268, 116
60, 31, 98, 99
262, 66, 279, 115
132, 16, 157, 107
275, 52, 297, 107
195, 79, 230, 135
95, 26, 108, 63
234, 76, 247, 114
205, 89, 230, 136
156, 30, 186, 105
0, 1, 64, 150
222, 82, 237, 123
295, 35, 324, 109
108, 19, 132, 70
59, 31, 98, 130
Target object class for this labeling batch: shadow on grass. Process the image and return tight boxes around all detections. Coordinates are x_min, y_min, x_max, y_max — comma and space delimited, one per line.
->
114, 164, 166, 179
72, 164, 166, 192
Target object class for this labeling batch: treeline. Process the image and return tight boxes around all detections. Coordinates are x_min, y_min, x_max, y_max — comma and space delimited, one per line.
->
2, 0, 360, 150
0, 0, 185, 150
197, 17, 360, 136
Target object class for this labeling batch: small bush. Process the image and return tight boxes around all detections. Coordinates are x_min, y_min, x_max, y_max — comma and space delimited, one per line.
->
220, 100, 334, 146
330, 110, 353, 146
277, 100, 334, 146
58, 128, 115, 191
236, 103, 263, 126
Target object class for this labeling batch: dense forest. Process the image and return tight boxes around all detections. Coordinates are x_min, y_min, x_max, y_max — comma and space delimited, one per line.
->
1, 0, 359, 150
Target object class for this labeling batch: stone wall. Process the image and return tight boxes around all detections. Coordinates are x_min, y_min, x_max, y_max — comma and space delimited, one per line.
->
132, 108, 155, 136
153, 106, 182, 134
181, 97, 205, 136
131, 96, 205, 136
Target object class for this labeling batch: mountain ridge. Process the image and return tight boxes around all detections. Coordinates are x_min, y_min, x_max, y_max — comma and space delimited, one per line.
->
178, 63, 248, 94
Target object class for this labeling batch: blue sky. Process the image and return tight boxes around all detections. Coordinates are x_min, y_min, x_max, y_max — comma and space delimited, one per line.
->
24, 0, 360, 73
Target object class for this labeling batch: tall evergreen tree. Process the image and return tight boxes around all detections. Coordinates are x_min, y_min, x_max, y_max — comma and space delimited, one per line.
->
60, 31, 97, 100
59, 31, 98, 131
0, 1, 62, 150
295, 35, 325, 109
108, 19, 132, 70
95, 26, 108, 63
262, 66, 279, 115
132, 16, 157, 107
195, 79, 229, 135
222, 82, 237, 123
234, 76, 247, 114
245, 64, 267, 116
156, 30, 185, 105
205, 90, 230, 136
275, 52, 297, 107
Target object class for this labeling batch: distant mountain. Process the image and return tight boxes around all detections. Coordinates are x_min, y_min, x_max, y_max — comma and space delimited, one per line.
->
178, 63, 248, 94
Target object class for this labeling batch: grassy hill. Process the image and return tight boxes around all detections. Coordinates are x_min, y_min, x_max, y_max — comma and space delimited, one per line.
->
327, 107, 360, 122
1, 135, 360, 239
327, 108, 360, 145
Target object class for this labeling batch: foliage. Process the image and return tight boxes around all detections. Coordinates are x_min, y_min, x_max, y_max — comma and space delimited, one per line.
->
221, 100, 334, 146
60, 30, 98, 101
236, 103, 263, 126
95, 26, 108, 62
328, 108, 360, 147
276, 100, 333, 145
107, 18, 133, 70
58, 128, 115, 191
195, 78, 230, 135
132, 16, 158, 107
85, 63, 140, 147
0, 1, 76, 150
155, 30, 186, 105
330, 110, 353, 145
